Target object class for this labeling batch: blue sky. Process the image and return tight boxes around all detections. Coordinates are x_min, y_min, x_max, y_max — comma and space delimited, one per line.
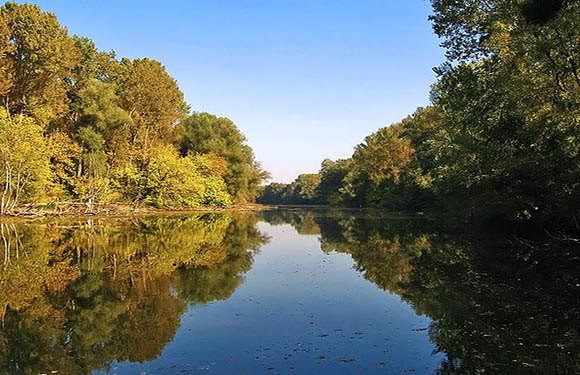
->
24, 0, 444, 183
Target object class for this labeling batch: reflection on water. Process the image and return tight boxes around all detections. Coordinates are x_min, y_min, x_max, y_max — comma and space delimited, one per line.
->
0, 214, 266, 374
0, 210, 578, 374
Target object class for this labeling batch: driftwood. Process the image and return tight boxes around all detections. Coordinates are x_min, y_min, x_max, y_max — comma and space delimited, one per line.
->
0, 201, 269, 218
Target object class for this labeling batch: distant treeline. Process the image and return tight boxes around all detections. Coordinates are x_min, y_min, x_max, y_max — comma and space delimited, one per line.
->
0, 2, 268, 214
258, 0, 580, 229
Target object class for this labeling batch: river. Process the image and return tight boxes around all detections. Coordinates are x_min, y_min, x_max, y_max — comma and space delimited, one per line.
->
0, 209, 578, 374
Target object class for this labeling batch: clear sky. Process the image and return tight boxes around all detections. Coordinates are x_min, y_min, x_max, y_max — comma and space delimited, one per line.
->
22, 0, 445, 183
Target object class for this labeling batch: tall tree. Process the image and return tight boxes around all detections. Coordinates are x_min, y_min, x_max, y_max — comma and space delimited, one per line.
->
316, 159, 351, 205
428, 0, 580, 224
178, 112, 268, 203
0, 2, 78, 125
71, 79, 133, 170
117, 58, 187, 151
0, 109, 51, 213
0, 11, 12, 98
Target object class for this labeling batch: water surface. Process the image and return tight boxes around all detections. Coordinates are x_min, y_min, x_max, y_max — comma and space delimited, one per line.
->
0, 210, 578, 374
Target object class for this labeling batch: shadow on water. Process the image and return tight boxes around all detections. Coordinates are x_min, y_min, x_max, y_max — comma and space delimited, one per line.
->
0, 209, 578, 374
260, 208, 580, 374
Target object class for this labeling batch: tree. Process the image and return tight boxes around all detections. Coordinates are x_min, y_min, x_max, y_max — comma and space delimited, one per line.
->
70, 36, 120, 87
257, 174, 321, 205
292, 174, 321, 203
0, 109, 51, 213
427, 0, 580, 225
277, 0, 580, 228
257, 182, 290, 204
316, 159, 351, 205
117, 58, 187, 151
0, 12, 12, 98
178, 112, 268, 203
47, 130, 81, 200
0, 3, 269, 211
115, 145, 231, 208
326, 123, 416, 208
0, 2, 79, 125
72, 80, 132, 169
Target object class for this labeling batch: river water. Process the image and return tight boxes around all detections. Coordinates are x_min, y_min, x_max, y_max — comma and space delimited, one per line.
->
0, 209, 578, 374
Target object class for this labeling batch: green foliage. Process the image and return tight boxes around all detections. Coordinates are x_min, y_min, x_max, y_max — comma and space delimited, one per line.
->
427, 0, 580, 225
263, 0, 580, 230
72, 80, 132, 140
144, 146, 204, 207
0, 109, 51, 213
257, 182, 289, 204
115, 145, 231, 208
47, 131, 81, 199
293, 174, 321, 201
316, 159, 351, 205
178, 112, 269, 203
0, 2, 79, 125
71, 36, 120, 85
117, 58, 187, 150
259, 108, 439, 210
0, 3, 265, 211
257, 174, 321, 205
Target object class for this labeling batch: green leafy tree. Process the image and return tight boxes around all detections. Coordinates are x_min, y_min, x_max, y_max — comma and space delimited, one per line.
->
117, 58, 187, 151
273, 0, 580, 230
0, 109, 51, 213
291, 174, 321, 203
115, 145, 231, 208
68, 80, 133, 207
257, 174, 321, 205
257, 182, 291, 204
316, 159, 351, 205
0, 2, 79, 125
427, 0, 580, 225
178, 112, 268, 203
0, 3, 268, 211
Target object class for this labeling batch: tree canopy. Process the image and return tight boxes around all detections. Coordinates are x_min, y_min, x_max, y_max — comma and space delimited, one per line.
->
0, 2, 267, 213
178, 112, 269, 203
258, 0, 580, 231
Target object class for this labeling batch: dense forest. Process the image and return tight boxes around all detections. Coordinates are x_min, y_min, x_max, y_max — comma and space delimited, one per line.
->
0, 2, 268, 213
258, 0, 580, 229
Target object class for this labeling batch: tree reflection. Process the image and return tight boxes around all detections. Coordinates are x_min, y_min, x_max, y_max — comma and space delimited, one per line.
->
0, 213, 268, 374
262, 209, 580, 374
260, 209, 321, 235
2, 209, 579, 374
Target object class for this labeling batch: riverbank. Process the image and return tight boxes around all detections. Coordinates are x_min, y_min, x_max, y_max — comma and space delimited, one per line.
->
1, 202, 272, 218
